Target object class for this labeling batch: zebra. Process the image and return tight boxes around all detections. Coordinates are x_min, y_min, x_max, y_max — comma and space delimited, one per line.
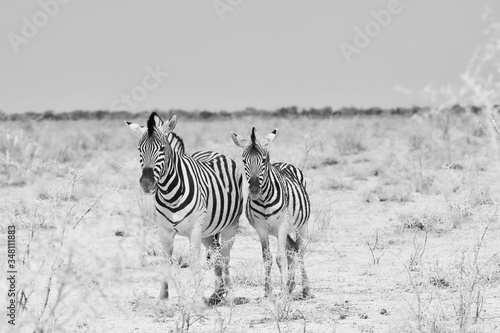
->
125, 112, 243, 305
230, 127, 312, 298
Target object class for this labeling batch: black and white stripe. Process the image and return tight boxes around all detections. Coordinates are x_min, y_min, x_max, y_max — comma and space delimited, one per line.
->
153, 136, 242, 236
246, 161, 310, 228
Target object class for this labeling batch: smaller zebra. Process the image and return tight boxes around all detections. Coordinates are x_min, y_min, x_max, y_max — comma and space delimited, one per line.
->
231, 127, 312, 298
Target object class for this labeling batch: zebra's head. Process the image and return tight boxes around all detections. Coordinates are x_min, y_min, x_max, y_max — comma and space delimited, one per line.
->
125, 112, 177, 194
230, 127, 277, 200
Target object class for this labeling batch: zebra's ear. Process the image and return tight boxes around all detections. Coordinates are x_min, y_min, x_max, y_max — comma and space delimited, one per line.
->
261, 129, 277, 147
125, 121, 146, 135
230, 132, 247, 148
162, 115, 177, 133
153, 113, 163, 127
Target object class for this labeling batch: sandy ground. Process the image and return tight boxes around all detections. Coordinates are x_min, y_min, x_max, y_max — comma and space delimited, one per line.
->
1, 116, 500, 333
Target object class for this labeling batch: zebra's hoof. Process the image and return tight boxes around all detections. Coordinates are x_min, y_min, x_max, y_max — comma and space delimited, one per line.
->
301, 288, 314, 299
207, 292, 225, 306
232, 296, 250, 305
263, 292, 273, 299
159, 282, 169, 300
263, 287, 273, 298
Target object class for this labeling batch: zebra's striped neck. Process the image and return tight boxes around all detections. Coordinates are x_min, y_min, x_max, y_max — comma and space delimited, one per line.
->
167, 132, 185, 155
256, 165, 285, 204
156, 132, 189, 203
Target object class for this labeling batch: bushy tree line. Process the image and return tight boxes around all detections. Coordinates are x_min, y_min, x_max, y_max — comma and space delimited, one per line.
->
0, 104, 494, 122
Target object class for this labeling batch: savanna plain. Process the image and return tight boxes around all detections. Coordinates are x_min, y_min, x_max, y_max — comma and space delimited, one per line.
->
1, 112, 500, 333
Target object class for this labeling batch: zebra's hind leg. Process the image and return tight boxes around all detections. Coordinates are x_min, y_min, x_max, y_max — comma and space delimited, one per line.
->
285, 235, 298, 294
296, 226, 312, 299
158, 225, 176, 299
219, 223, 237, 304
189, 223, 206, 312
202, 234, 224, 306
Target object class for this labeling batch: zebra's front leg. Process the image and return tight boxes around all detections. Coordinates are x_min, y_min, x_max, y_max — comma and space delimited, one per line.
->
254, 226, 273, 297
276, 225, 290, 296
158, 224, 176, 299
189, 223, 205, 311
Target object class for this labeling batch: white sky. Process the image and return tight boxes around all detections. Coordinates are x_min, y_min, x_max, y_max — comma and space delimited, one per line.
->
0, 0, 499, 113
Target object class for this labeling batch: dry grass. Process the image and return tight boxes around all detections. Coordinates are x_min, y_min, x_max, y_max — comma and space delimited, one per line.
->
1, 110, 499, 332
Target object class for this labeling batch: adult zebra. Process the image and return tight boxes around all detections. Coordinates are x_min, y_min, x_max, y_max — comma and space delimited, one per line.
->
231, 127, 312, 298
126, 112, 243, 305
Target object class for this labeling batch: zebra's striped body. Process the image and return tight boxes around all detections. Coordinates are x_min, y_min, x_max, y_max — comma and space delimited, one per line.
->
246, 162, 310, 236
155, 134, 243, 238
231, 127, 312, 298
126, 112, 243, 305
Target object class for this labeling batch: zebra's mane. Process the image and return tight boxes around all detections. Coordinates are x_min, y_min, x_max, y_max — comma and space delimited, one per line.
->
167, 132, 185, 155
251, 127, 257, 145
147, 112, 159, 137
145, 112, 184, 154
248, 127, 263, 154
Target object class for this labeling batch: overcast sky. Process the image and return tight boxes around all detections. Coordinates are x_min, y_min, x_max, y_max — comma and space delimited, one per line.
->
1, 0, 498, 113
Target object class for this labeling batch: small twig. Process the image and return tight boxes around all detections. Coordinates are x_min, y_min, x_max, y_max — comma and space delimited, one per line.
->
365, 229, 384, 265
490, 114, 500, 135
73, 193, 104, 230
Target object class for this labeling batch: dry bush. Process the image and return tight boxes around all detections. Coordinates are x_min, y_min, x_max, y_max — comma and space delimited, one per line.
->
434, 169, 481, 229
5, 168, 111, 332
326, 177, 354, 191
404, 209, 499, 333
409, 153, 437, 195
156, 261, 212, 331
398, 168, 495, 233
364, 229, 385, 265
308, 204, 335, 241
398, 209, 448, 233
403, 10, 500, 327
406, 229, 428, 272
232, 259, 263, 287
362, 145, 438, 202
332, 119, 367, 155
258, 293, 308, 333
0, 121, 39, 186
365, 182, 413, 203
132, 191, 165, 263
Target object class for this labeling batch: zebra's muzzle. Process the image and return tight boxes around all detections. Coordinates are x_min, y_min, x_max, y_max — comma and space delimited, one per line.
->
140, 167, 156, 194
249, 176, 261, 200
249, 190, 261, 200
